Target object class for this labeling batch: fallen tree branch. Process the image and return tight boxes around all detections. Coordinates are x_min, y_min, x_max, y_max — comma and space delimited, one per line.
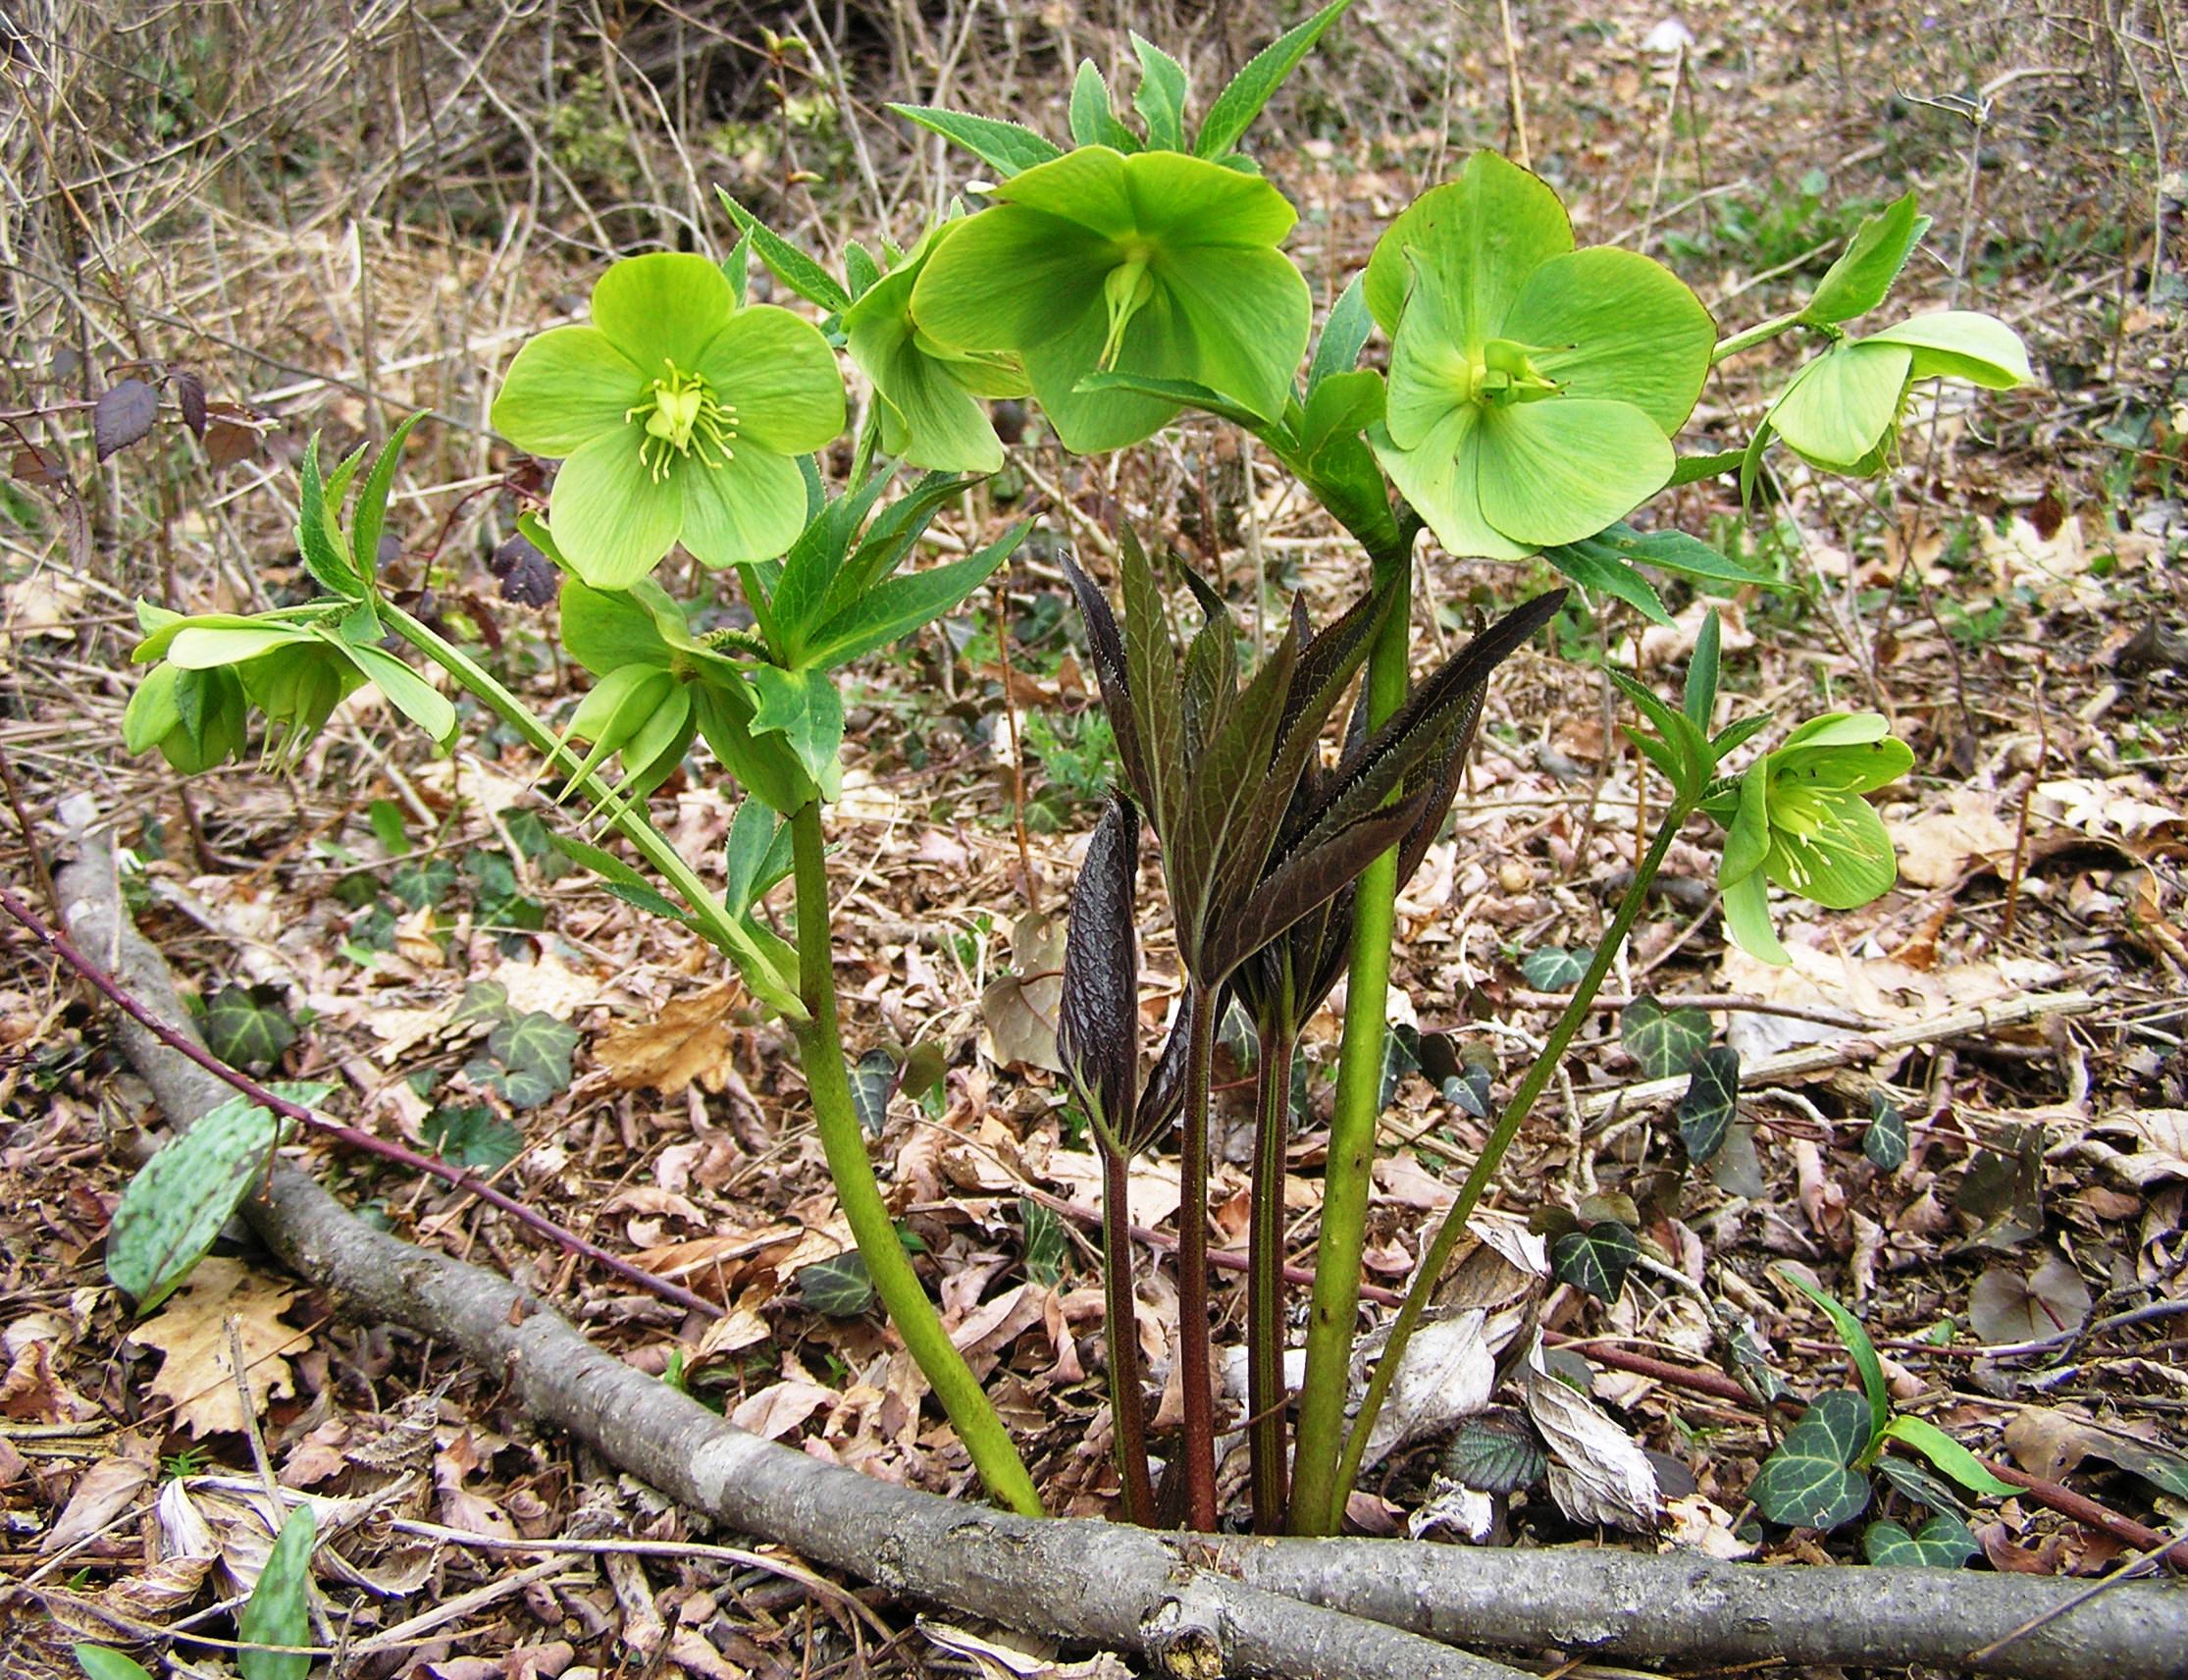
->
51, 828, 2188, 1680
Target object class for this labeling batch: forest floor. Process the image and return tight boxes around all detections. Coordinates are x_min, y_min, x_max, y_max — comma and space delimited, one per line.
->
2, 1, 2185, 1677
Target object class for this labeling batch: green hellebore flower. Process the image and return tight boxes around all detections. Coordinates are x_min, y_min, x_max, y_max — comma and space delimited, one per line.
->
1765, 311, 2030, 475
124, 662, 250, 774
843, 225, 1029, 474
909, 144, 1312, 453
556, 661, 695, 808
1710, 712, 1914, 966
1363, 151, 1716, 559
491, 253, 846, 590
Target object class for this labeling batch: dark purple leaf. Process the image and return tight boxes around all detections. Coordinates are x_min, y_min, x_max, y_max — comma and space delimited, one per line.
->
93, 379, 159, 460
172, 368, 208, 437
1057, 795, 1140, 1145
489, 533, 559, 607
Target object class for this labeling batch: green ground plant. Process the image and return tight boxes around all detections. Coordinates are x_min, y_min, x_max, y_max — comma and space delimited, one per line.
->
112, 0, 2030, 1539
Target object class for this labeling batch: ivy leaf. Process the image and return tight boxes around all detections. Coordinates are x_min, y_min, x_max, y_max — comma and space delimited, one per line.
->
423, 1104, 522, 1172
1677, 1045, 1741, 1163
796, 1251, 876, 1318
1621, 995, 1710, 1079
450, 980, 511, 1031
107, 1090, 297, 1311
468, 1012, 578, 1109
1521, 943, 1591, 989
1954, 1123, 2046, 1249
1863, 1511, 1978, 1568
1864, 1090, 1908, 1171
201, 983, 297, 1071
1551, 1220, 1640, 1303
1441, 1407, 1548, 1494
236, 1502, 315, 1680
1748, 1390, 1873, 1530
1441, 1062, 1493, 1119
850, 1047, 897, 1138
1875, 1452, 1968, 1513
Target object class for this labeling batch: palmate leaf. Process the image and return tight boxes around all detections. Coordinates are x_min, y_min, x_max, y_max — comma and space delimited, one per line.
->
1749, 1389, 1872, 1529
1863, 1512, 1978, 1569
1621, 995, 1710, 1079
799, 525, 1024, 671
1677, 1045, 1741, 1163
1550, 1220, 1640, 1303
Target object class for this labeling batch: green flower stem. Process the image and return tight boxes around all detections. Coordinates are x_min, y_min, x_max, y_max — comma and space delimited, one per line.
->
384, 604, 799, 1015
789, 803, 1044, 1516
1710, 309, 1808, 366
1247, 1007, 1297, 1534
1177, 975, 1222, 1533
1326, 797, 1694, 1512
1287, 560, 1412, 1536
1099, 1139, 1157, 1524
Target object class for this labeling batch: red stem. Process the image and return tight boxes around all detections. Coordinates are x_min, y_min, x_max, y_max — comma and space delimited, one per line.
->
1, 878, 723, 1322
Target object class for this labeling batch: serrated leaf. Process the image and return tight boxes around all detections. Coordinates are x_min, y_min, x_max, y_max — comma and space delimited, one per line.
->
1863, 1511, 1977, 1568
1068, 61, 1132, 150
1129, 34, 1188, 151
1552, 520, 1779, 591
1538, 536, 1671, 625
1864, 1090, 1908, 1171
74, 1648, 154, 1680
236, 1502, 315, 1680
422, 1103, 522, 1171
1196, 0, 1356, 160
107, 1092, 287, 1312
94, 380, 160, 460
1677, 1045, 1741, 1163
712, 189, 853, 313
850, 1047, 896, 1138
1441, 1407, 1548, 1494
1551, 1221, 1640, 1303
1521, 944, 1591, 989
1057, 796, 1139, 1139
1307, 273, 1373, 395
348, 411, 426, 587
798, 532, 1020, 670
201, 983, 297, 1071
796, 1250, 875, 1317
1621, 995, 1711, 1079
1804, 192, 1929, 326
887, 104, 1063, 178
1749, 1390, 1872, 1529
1074, 369, 1267, 428
295, 435, 363, 599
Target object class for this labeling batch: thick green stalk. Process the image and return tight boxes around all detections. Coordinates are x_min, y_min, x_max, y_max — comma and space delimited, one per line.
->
789, 804, 1044, 1516
385, 603, 797, 1014
1287, 563, 1412, 1535
1099, 1141, 1156, 1524
1176, 975, 1221, 1532
1246, 1006, 1297, 1534
1326, 800, 1693, 1511
1711, 308, 1808, 366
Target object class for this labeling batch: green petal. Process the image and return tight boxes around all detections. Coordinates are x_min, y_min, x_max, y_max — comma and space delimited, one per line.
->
1866, 310, 2031, 389
1383, 257, 1474, 449
1778, 738, 1914, 800
1722, 866, 1792, 966
1474, 398, 1673, 547
1152, 243, 1311, 421
678, 446, 808, 570
164, 623, 310, 669
592, 252, 735, 372
1766, 793, 1898, 909
491, 327, 645, 455
912, 207, 1109, 353
1779, 711, 1892, 753
989, 144, 1139, 241
1117, 148, 1298, 248
1504, 247, 1715, 435
845, 261, 1001, 470
1025, 296, 1181, 452
123, 663, 182, 755
1372, 408, 1532, 561
549, 424, 686, 590
697, 304, 845, 454
1363, 151, 1572, 340
1767, 341, 1912, 471
1721, 763, 1772, 886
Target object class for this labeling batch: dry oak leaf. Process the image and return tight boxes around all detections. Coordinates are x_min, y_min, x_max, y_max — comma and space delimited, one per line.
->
595, 983, 744, 1094
129, 1257, 305, 1436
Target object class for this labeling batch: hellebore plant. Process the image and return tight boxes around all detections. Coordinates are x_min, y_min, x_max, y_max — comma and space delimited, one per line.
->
124, 2, 2031, 1547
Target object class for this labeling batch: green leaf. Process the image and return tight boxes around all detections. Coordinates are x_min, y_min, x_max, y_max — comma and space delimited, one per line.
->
471, 1012, 579, 1109
1521, 944, 1591, 989
723, 797, 795, 915
1068, 61, 1133, 150
799, 531, 1021, 671
850, 1048, 896, 1138
1622, 995, 1711, 1079
423, 1103, 523, 1171
74, 1648, 153, 1680
1865, 1090, 1908, 1171
1881, 1416, 2020, 1498
1074, 369, 1268, 430
1307, 273, 1373, 395
1684, 608, 1721, 728
547, 834, 691, 924
1551, 1220, 1640, 1302
1803, 191, 1929, 326
887, 104, 1063, 178
1196, 0, 1357, 160
1129, 34, 1188, 151
107, 1091, 292, 1311
450, 979, 512, 1030
713, 188, 852, 313
1874, 1452, 1967, 1513
349, 410, 427, 586
1440, 1407, 1547, 1494
796, 1250, 876, 1317
1556, 521, 1778, 591
1668, 448, 1746, 486
1863, 1512, 1978, 1568
1868, 310, 2032, 388
295, 436, 363, 599
1748, 1390, 1872, 1529
1677, 1045, 1741, 1164
1539, 537, 1672, 625
236, 1502, 315, 1680
1776, 1263, 1890, 1455
746, 663, 846, 791
201, 984, 297, 1071
1768, 340, 1910, 471
1019, 1196, 1069, 1287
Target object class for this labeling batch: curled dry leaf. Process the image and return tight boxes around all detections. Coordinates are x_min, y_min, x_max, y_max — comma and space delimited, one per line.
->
980, 912, 1067, 1074
594, 984, 744, 1095
1357, 1309, 1499, 1470
1523, 1338, 1662, 1533
42, 1433, 156, 1553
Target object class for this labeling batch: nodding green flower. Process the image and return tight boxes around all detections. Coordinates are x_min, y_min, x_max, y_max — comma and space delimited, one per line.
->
908, 144, 1312, 453
1363, 151, 1715, 559
1765, 311, 2031, 475
124, 662, 249, 773
1708, 713, 1914, 966
843, 225, 1029, 474
490, 253, 845, 590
